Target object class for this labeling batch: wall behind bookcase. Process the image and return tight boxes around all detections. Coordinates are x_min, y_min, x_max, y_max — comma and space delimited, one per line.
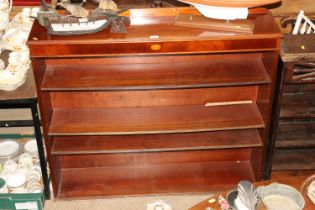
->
270, 0, 315, 15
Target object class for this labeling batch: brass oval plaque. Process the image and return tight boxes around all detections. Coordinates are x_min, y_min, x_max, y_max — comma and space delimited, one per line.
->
150, 44, 161, 51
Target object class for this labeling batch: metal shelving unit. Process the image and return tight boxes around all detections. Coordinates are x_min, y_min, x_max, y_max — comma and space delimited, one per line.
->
0, 51, 50, 199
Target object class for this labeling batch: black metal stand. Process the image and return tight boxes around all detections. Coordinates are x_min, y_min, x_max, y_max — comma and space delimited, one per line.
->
0, 99, 50, 199
0, 51, 50, 199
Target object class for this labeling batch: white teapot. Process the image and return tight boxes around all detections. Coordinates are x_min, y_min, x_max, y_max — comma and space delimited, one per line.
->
0, 0, 12, 33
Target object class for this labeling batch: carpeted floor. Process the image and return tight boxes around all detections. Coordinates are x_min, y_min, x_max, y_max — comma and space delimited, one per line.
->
44, 194, 211, 210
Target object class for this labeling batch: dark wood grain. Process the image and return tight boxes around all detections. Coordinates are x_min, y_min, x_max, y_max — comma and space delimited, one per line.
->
59, 149, 252, 168
284, 61, 315, 83
50, 86, 257, 108
272, 148, 315, 170
280, 34, 315, 62
49, 104, 265, 135
27, 8, 281, 44
268, 34, 315, 178
284, 84, 315, 94
57, 149, 255, 198
276, 122, 315, 148
174, 15, 254, 34
271, 171, 315, 179
58, 161, 255, 198
280, 92, 315, 118
42, 53, 270, 90
30, 58, 60, 196
28, 37, 279, 57
51, 129, 262, 154
27, 9, 281, 58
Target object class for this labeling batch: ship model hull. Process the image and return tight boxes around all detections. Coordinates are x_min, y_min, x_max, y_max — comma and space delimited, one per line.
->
37, 0, 126, 35
37, 10, 113, 35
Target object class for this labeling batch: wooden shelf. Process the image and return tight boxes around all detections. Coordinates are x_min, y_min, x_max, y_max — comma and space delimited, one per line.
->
51, 129, 262, 155
57, 161, 255, 198
42, 54, 270, 90
272, 148, 315, 171
280, 93, 315, 119
49, 104, 264, 135
276, 122, 315, 148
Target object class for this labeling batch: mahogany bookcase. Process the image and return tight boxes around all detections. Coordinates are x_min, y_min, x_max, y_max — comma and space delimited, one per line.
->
27, 8, 282, 199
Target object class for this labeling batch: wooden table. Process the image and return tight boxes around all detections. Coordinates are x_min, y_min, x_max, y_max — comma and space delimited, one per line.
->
188, 175, 314, 210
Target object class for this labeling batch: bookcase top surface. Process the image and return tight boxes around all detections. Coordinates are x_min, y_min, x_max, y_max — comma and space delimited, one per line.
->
27, 7, 281, 45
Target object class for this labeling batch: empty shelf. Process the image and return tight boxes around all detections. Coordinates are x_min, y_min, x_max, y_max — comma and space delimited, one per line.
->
51, 129, 262, 154
57, 161, 255, 198
42, 54, 270, 90
49, 104, 265, 135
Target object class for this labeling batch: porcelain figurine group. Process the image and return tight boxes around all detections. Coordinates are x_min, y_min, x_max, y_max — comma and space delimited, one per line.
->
0, 2, 39, 91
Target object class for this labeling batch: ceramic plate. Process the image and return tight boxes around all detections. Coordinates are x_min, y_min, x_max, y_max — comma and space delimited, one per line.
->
24, 139, 38, 154
0, 140, 21, 157
6, 173, 26, 188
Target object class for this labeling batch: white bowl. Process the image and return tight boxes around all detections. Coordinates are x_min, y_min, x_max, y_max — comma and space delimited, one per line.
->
3, 160, 18, 173
24, 139, 38, 155
6, 173, 26, 190
16, 165, 29, 176
257, 183, 305, 210
0, 170, 14, 181
18, 153, 33, 168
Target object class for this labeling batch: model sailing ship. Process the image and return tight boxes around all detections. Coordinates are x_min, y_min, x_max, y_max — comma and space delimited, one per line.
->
177, 0, 281, 20
37, 0, 128, 35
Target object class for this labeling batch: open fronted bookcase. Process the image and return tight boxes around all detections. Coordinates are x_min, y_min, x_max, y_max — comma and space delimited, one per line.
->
28, 8, 281, 198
